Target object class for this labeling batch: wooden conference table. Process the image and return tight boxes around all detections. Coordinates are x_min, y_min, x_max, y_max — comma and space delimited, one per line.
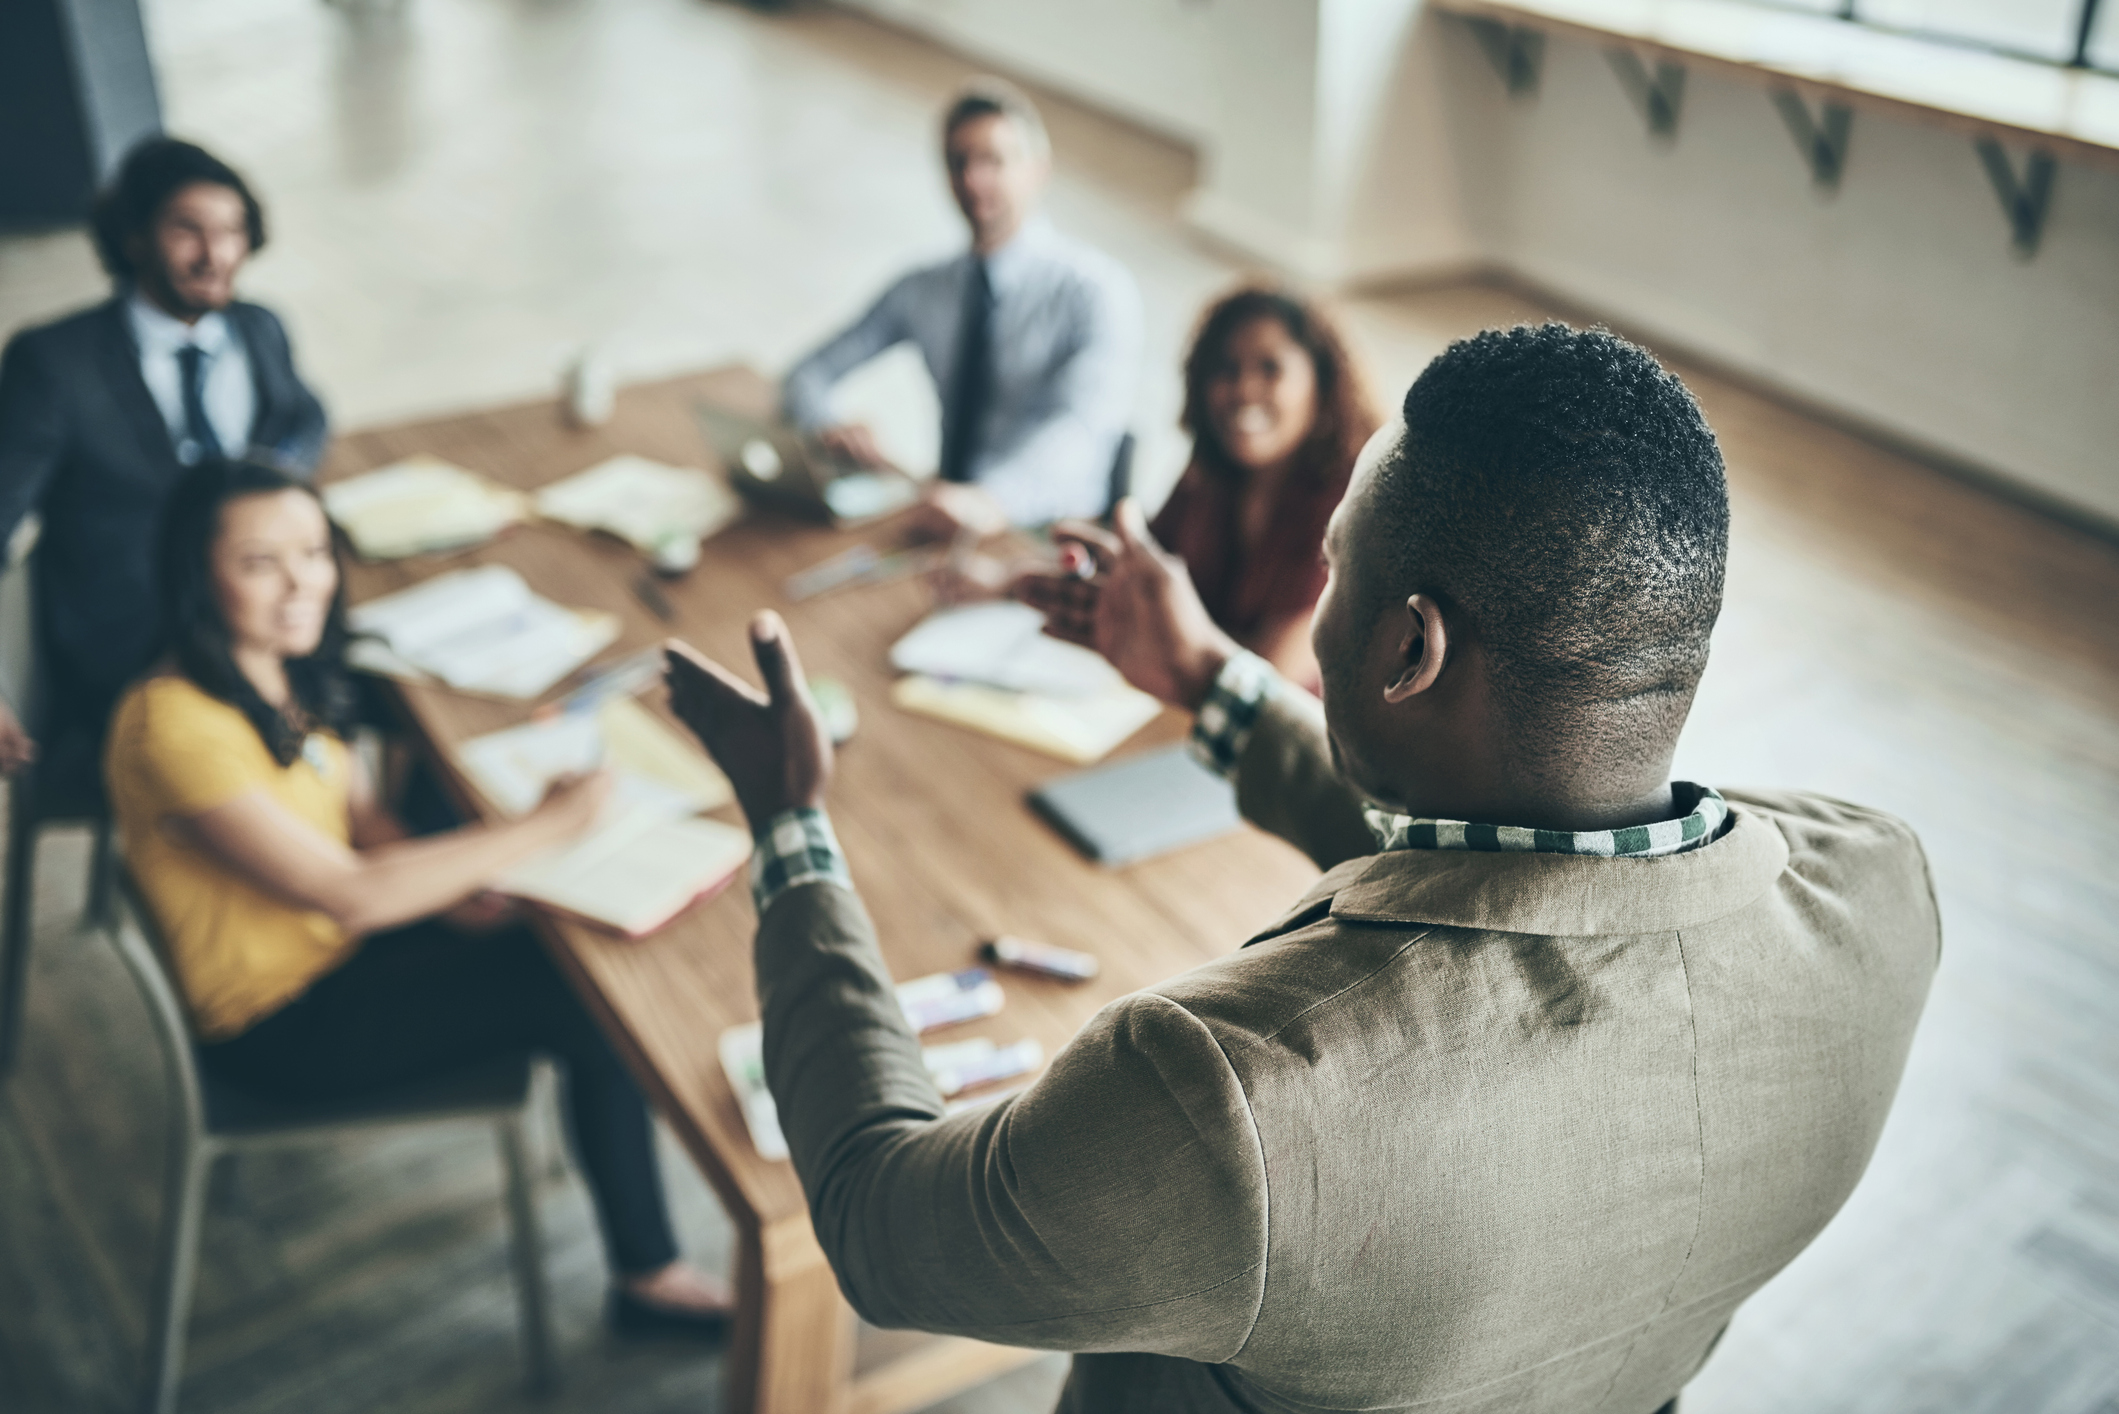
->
323, 368, 1321, 1414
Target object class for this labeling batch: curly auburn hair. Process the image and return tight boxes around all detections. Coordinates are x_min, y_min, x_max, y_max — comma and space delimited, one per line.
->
1179, 286, 1378, 488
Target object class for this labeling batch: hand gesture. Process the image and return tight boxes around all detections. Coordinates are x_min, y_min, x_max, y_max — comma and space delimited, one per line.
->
817, 423, 886, 468
0, 700, 34, 776
1017, 498, 1241, 712
664, 611, 834, 829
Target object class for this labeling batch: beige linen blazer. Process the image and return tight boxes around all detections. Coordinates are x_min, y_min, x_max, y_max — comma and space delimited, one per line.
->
755, 682, 1939, 1413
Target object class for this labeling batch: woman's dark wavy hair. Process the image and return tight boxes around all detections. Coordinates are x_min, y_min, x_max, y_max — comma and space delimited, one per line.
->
1180, 286, 1378, 489
92, 137, 267, 283
159, 460, 356, 768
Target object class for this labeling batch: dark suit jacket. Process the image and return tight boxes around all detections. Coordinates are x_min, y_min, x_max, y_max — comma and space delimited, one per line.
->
0, 295, 327, 753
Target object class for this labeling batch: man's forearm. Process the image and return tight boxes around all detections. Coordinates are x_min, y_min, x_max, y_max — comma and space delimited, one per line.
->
750, 809, 945, 1216
1189, 653, 1376, 871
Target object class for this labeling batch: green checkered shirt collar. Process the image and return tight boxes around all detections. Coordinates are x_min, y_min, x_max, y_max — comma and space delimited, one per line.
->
1187, 652, 1730, 861
1363, 783, 1729, 859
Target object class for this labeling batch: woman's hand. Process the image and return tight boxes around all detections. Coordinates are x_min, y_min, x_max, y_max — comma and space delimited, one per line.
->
664, 612, 834, 829
442, 889, 522, 934
528, 769, 613, 844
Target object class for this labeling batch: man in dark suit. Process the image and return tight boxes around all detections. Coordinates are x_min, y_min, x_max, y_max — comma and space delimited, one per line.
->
0, 137, 327, 798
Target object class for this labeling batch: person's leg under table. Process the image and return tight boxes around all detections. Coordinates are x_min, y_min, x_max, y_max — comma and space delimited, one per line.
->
201, 919, 680, 1277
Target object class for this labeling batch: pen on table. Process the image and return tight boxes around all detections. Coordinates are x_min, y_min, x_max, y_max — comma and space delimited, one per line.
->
631, 572, 675, 622
535, 647, 664, 719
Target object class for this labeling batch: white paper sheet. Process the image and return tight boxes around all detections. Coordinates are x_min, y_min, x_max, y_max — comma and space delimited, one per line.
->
533, 455, 744, 555
889, 602, 1125, 699
454, 697, 733, 819
348, 565, 616, 700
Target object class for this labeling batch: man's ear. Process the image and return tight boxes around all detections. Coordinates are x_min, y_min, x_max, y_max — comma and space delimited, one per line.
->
1381, 593, 1449, 705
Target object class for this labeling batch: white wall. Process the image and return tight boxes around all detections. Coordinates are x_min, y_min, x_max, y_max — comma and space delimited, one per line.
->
1429, 17, 2119, 529
836, 0, 2119, 530
841, 0, 1218, 145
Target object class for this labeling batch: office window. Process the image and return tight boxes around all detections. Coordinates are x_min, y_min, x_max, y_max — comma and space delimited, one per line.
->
1726, 0, 2112, 70
2092, 0, 2119, 68
1859, 0, 2083, 63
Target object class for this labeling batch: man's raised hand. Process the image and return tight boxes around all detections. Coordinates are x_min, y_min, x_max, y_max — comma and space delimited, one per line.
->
1018, 498, 1240, 712
664, 611, 834, 829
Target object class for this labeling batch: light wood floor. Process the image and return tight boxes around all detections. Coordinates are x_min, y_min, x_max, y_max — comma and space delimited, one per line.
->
2, 2, 2116, 1412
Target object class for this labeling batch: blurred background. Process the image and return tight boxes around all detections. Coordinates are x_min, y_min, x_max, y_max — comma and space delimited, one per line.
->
1, 1, 2114, 1411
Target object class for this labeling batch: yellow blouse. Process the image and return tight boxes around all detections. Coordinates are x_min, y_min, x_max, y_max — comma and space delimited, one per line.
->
105, 676, 359, 1040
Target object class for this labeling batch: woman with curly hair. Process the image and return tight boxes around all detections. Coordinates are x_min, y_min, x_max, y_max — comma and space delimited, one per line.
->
1149, 287, 1379, 691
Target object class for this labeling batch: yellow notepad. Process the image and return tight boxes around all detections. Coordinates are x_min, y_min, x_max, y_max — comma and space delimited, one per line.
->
890, 674, 1162, 765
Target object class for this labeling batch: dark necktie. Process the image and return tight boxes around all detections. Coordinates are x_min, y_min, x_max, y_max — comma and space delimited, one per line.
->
938, 258, 994, 484
176, 343, 224, 465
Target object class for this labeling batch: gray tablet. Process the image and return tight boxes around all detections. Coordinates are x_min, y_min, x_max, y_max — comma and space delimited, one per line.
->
1029, 745, 1241, 866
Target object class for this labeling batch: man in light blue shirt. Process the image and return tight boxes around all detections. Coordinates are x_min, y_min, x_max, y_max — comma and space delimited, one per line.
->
783, 82, 1143, 536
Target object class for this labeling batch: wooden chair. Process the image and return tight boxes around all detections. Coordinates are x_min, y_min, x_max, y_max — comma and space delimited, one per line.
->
108, 868, 559, 1413
0, 537, 117, 1078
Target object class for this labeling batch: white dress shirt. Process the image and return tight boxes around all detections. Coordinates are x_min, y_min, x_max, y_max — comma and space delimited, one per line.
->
782, 216, 1143, 526
128, 293, 256, 465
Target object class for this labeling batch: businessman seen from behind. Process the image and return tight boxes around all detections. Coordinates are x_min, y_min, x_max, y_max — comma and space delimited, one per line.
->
0, 137, 327, 803
669, 324, 1939, 1413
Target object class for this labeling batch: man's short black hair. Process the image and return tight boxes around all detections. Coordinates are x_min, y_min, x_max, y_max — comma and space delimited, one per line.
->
941, 79, 1050, 161
91, 137, 266, 282
1373, 323, 1728, 769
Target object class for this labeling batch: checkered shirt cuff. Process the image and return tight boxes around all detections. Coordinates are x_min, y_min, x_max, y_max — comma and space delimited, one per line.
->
750, 806, 853, 916
1187, 650, 1277, 781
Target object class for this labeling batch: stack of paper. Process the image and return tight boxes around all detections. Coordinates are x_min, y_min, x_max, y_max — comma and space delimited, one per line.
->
533, 455, 744, 559
322, 456, 528, 559
888, 603, 1162, 764
454, 695, 734, 820
347, 564, 618, 699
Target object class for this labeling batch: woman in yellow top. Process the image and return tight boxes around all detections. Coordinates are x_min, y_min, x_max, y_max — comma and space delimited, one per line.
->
105, 459, 728, 1336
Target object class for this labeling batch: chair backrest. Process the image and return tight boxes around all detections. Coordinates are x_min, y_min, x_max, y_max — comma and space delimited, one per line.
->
110, 866, 210, 1143
1103, 432, 1136, 522
0, 519, 41, 723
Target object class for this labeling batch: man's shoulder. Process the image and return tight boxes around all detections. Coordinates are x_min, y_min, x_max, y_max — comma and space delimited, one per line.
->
1719, 787, 1929, 900
224, 300, 291, 347
5, 298, 123, 363
1150, 789, 1934, 1044
1032, 227, 1139, 305
1720, 786, 1919, 851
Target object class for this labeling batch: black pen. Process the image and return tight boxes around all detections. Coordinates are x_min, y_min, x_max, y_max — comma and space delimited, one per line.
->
631, 572, 675, 622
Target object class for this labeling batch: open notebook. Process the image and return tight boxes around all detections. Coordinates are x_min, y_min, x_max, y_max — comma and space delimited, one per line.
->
347, 564, 618, 700
454, 698, 747, 936
494, 810, 751, 938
